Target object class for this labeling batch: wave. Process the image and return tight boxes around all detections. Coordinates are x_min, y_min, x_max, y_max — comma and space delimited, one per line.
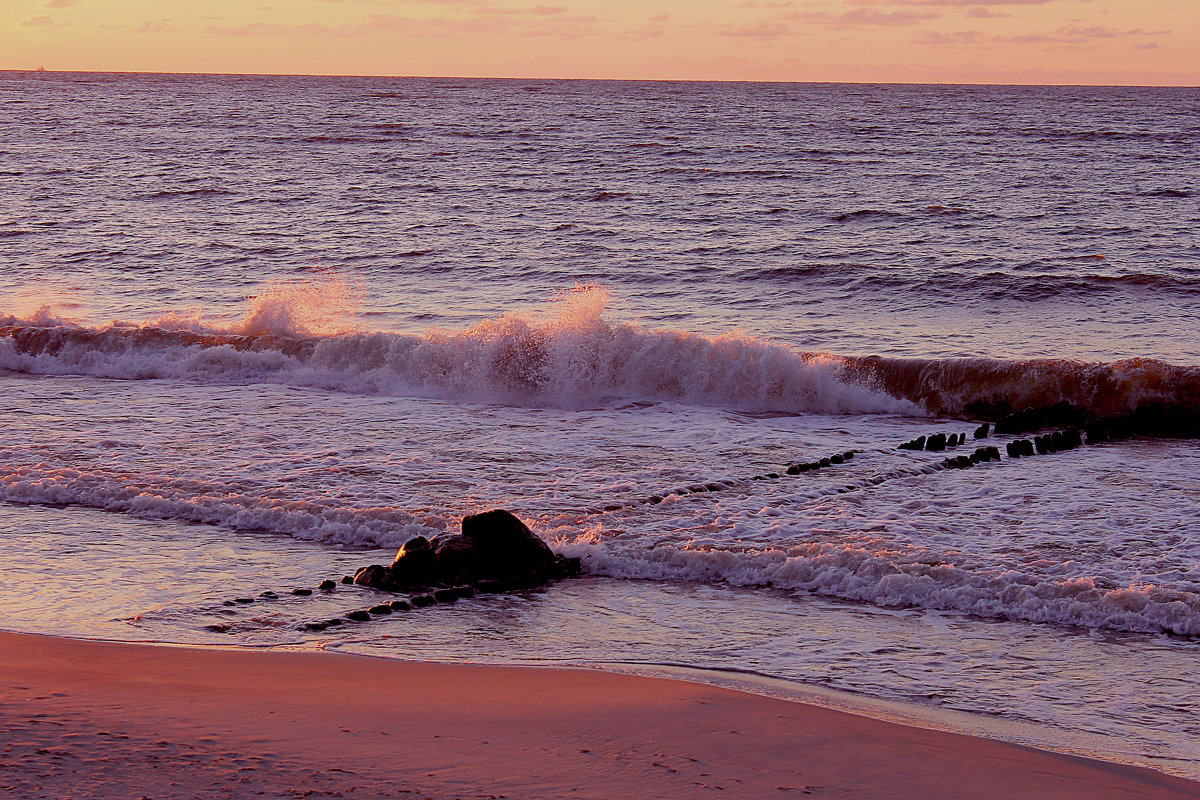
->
560, 538, 1200, 637
3, 282, 1198, 423
0, 285, 912, 415
0, 464, 446, 548
845, 355, 1200, 423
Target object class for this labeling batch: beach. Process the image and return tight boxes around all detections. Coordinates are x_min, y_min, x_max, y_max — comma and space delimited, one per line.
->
2, 73, 1199, 794
2, 631, 1197, 799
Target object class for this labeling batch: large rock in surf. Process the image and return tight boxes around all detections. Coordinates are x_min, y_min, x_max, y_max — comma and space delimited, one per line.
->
354, 509, 581, 594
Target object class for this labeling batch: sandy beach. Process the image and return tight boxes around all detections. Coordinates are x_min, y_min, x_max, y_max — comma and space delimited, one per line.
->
0, 631, 1194, 800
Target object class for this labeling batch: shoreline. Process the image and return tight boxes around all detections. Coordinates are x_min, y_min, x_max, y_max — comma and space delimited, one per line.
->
2, 630, 1196, 799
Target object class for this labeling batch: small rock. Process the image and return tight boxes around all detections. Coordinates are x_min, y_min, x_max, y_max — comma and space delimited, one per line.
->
830, 454, 844, 465
259, 591, 278, 599
454, 585, 476, 598
974, 423, 990, 439
291, 588, 312, 596
433, 588, 459, 603
390, 600, 411, 611
786, 464, 801, 475
368, 604, 393, 615
843, 451, 854, 460
353, 565, 394, 591
476, 579, 505, 593
303, 621, 327, 632
411, 594, 436, 607
339, 575, 354, 585
346, 609, 371, 622
318, 579, 337, 591
204, 624, 231, 633
818, 458, 831, 468
325, 618, 344, 626
234, 597, 254, 604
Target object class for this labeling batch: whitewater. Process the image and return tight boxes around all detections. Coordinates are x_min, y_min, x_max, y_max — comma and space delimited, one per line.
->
2, 72, 1199, 779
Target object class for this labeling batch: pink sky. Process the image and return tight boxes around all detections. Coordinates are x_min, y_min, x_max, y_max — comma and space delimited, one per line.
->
2, 0, 1197, 85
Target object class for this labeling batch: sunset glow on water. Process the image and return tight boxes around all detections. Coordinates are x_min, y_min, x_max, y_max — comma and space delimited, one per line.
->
1, 60, 1198, 788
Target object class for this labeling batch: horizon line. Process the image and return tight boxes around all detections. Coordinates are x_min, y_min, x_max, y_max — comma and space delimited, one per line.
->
3, 67, 1197, 90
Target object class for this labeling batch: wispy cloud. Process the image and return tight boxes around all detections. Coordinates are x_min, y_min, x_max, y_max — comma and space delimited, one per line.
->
916, 24, 1169, 46
965, 7, 1013, 17
789, 7, 942, 26
20, 15, 60, 26
45, 0, 79, 7
717, 21, 794, 38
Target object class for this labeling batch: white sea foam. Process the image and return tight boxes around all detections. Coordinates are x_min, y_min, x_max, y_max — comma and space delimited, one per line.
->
557, 537, 1200, 636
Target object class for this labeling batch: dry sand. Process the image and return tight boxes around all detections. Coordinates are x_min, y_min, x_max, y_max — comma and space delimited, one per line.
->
0, 630, 1195, 800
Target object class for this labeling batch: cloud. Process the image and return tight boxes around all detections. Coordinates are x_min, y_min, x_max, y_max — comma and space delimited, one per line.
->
205, 10, 594, 40
131, 19, 184, 34
915, 24, 1168, 46
717, 21, 794, 38
20, 15, 58, 26
965, 7, 1013, 16
45, 0, 79, 7
852, 0, 1066, 5
789, 7, 942, 26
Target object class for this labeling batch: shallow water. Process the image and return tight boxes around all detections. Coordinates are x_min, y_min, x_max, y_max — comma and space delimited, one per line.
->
1, 73, 1198, 780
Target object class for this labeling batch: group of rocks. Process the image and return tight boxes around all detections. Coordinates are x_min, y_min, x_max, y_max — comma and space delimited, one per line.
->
938, 445, 1002, 470
304, 509, 582, 631
899, 423, 990, 452
1006, 428, 1084, 458
991, 401, 1200, 441
785, 450, 856, 475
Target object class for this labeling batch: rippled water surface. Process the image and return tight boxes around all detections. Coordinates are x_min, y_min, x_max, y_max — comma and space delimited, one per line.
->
1, 73, 1199, 780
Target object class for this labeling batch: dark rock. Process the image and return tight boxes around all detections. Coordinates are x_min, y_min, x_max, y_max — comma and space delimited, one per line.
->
987, 446, 1001, 461
368, 604, 393, 615
1006, 441, 1021, 458
353, 564, 394, 591
603, 504, 623, 511
1066, 428, 1083, 448
947, 434, 959, 447
557, 555, 582, 576
259, 591, 278, 599
346, 609, 371, 622
428, 533, 479, 584
914, 435, 927, 450
318, 579, 337, 591
926, 433, 947, 451
222, 600, 237, 607
843, 451, 854, 460
339, 575, 354, 585
391, 536, 438, 586
786, 464, 801, 475
476, 579, 505, 593
1034, 436, 1050, 455
433, 588, 458, 603
1051, 431, 1067, 451
204, 624, 231, 633
234, 597, 254, 604
955, 455, 973, 468
291, 588, 312, 596
969, 449, 985, 463
302, 621, 327, 632
818, 458, 831, 467
454, 585, 476, 598
830, 454, 844, 465
1021, 439, 1036, 457
325, 618, 343, 626
411, 594, 436, 607
646, 495, 663, 503
705, 482, 724, 492
765, 472, 780, 479
974, 423, 990, 439
462, 509, 557, 577
389, 600, 411, 611
687, 484, 708, 493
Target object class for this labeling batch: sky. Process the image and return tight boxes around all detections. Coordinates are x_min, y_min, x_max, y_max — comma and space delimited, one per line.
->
1, 0, 1197, 85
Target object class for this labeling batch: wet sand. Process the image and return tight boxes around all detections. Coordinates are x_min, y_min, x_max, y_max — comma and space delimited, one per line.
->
0, 631, 1195, 799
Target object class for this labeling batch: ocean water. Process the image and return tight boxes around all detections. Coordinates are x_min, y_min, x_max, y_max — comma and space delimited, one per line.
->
2, 72, 1199, 778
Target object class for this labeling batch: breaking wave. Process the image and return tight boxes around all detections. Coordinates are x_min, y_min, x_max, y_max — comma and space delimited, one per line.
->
3, 281, 1198, 421
0, 285, 912, 415
561, 538, 1200, 637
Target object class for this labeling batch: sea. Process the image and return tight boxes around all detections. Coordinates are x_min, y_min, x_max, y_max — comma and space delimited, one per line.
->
2, 72, 1199, 779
